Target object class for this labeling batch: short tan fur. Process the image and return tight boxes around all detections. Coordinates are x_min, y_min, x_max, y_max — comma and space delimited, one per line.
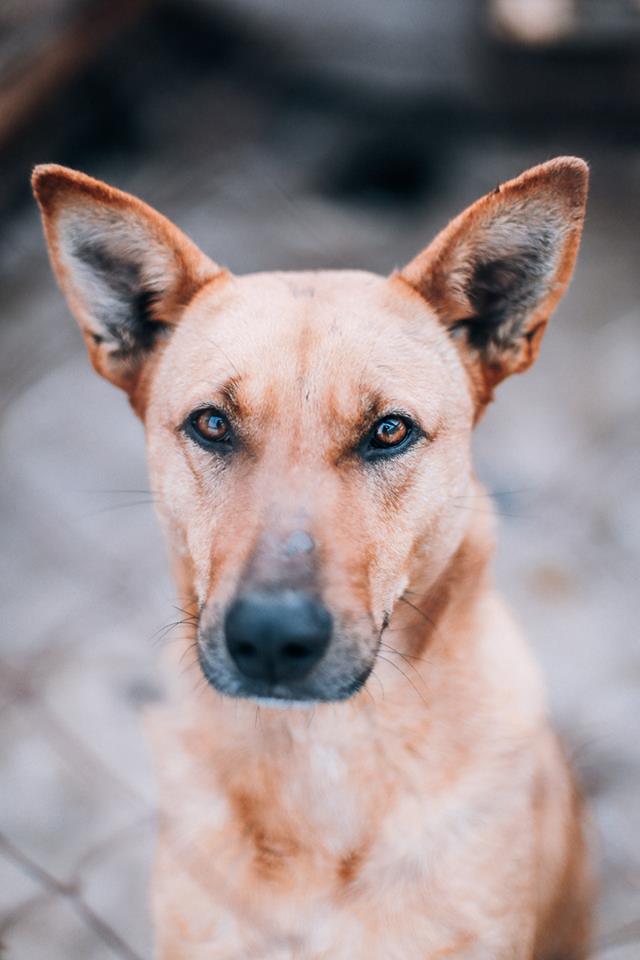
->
33, 157, 591, 959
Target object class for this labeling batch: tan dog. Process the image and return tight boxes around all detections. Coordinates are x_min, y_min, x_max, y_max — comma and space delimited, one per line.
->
33, 157, 591, 959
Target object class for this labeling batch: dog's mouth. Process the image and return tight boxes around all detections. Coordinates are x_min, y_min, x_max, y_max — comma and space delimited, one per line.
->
191, 588, 380, 705
196, 632, 375, 706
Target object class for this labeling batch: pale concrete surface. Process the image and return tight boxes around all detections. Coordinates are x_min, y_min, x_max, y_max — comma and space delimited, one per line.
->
1, 127, 639, 959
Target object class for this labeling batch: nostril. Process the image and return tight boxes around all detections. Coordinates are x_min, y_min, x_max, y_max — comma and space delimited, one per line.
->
235, 641, 257, 659
282, 642, 311, 660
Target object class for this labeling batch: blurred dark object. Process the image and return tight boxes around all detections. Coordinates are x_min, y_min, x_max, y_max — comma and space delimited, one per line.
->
0, 0, 151, 218
325, 132, 436, 206
1, 0, 640, 224
486, 0, 640, 138
0, 0, 149, 150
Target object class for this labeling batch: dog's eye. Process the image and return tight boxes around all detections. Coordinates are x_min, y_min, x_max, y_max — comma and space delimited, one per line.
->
361, 415, 417, 460
372, 417, 408, 448
185, 408, 232, 448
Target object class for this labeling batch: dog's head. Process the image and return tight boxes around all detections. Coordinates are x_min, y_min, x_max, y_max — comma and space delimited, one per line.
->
33, 159, 587, 704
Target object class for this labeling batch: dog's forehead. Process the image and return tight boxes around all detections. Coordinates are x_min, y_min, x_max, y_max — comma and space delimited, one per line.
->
156, 269, 463, 419
191, 269, 425, 341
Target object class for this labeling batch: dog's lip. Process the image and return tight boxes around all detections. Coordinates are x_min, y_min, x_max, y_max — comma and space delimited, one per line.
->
244, 695, 316, 710
197, 639, 374, 705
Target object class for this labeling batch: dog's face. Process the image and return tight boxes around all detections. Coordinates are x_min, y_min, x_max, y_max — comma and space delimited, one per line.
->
33, 159, 587, 703
143, 269, 473, 700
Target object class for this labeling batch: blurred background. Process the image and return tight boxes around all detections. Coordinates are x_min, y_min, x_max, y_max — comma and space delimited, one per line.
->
1, 1, 639, 957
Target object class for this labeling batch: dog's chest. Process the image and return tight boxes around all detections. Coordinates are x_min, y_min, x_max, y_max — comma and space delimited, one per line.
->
153, 715, 536, 958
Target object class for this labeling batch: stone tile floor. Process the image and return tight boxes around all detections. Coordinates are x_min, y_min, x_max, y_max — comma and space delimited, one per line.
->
0, 132, 639, 958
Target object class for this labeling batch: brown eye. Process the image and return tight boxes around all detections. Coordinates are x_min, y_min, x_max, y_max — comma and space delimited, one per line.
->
186, 408, 232, 448
372, 416, 409, 448
361, 414, 417, 461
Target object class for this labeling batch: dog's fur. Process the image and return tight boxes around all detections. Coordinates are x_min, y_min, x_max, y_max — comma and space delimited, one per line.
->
33, 157, 591, 959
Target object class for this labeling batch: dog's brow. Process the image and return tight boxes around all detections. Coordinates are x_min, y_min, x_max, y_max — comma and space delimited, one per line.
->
352, 393, 386, 436
219, 377, 244, 418
360, 394, 383, 419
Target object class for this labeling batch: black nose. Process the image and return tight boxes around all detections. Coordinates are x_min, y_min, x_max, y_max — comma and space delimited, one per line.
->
224, 590, 332, 684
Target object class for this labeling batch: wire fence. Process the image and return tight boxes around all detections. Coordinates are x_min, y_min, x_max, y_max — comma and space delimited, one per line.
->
0, 626, 158, 960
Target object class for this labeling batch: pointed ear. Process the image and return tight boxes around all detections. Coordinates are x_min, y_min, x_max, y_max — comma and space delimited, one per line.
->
32, 165, 222, 392
398, 157, 588, 399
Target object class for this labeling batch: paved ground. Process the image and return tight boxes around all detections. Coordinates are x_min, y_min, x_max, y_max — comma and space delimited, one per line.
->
1, 102, 639, 958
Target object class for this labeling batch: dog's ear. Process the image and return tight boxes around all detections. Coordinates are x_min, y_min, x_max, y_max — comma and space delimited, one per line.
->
32, 165, 222, 393
398, 157, 588, 400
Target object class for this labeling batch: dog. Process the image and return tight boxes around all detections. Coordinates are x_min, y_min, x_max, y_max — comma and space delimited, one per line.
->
33, 156, 591, 959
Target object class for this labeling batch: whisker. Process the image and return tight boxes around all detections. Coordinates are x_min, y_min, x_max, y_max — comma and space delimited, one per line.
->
362, 681, 377, 706
85, 487, 159, 496
450, 487, 533, 501
367, 668, 385, 701
380, 640, 431, 672
377, 653, 427, 704
79, 498, 159, 518
255, 706, 263, 731
150, 617, 199, 646
380, 643, 431, 691
172, 603, 201, 620
176, 322, 242, 379
449, 503, 529, 519
158, 634, 200, 649
178, 641, 199, 668
398, 595, 437, 631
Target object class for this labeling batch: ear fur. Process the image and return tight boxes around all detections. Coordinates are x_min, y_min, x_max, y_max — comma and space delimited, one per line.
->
398, 157, 588, 401
32, 164, 222, 393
